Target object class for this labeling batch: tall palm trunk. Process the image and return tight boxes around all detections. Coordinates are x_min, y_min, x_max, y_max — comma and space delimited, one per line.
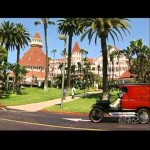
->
44, 24, 48, 92
15, 48, 20, 93
4, 46, 9, 91
139, 56, 143, 83
0, 66, 1, 97
135, 53, 140, 82
67, 33, 73, 89
128, 58, 132, 72
118, 57, 120, 78
112, 60, 114, 81
101, 37, 108, 100
53, 53, 55, 77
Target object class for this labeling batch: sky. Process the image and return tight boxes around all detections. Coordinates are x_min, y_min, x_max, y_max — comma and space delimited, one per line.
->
1, 18, 150, 63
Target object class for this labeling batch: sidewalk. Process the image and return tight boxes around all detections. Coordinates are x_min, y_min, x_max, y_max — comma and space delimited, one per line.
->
6, 96, 80, 112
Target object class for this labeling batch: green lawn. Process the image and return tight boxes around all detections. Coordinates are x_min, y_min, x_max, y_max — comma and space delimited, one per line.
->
0, 87, 85, 106
0, 87, 118, 114
43, 93, 102, 113
43, 90, 119, 113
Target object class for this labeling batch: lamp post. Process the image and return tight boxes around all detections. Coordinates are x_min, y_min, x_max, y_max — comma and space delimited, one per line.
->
58, 34, 67, 110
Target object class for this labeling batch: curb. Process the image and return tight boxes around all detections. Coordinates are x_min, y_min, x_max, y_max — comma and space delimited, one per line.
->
39, 110, 88, 116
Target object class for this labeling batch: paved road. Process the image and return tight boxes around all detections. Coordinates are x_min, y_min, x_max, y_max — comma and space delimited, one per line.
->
0, 109, 149, 131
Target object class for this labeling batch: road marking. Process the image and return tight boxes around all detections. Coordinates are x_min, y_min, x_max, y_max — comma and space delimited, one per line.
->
0, 108, 7, 111
63, 118, 90, 122
0, 118, 105, 131
62, 118, 82, 121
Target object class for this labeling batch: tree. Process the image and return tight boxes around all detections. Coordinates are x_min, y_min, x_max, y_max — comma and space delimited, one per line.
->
58, 63, 63, 75
77, 62, 82, 76
97, 64, 101, 75
130, 39, 149, 82
80, 49, 88, 65
14, 23, 30, 64
81, 18, 131, 100
0, 21, 16, 90
51, 49, 57, 77
0, 21, 30, 93
57, 18, 83, 89
0, 21, 16, 62
0, 46, 7, 98
122, 46, 134, 73
14, 23, 30, 93
115, 50, 123, 78
51, 49, 57, 60
11, 64, 28, 93
35, 18, 55, 92
108, 45, 116, 81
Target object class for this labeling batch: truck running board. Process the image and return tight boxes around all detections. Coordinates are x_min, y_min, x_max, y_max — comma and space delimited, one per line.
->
108, 112, 137, 117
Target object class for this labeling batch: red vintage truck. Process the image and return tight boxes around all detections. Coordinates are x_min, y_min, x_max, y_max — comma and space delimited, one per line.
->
89, 83, 150, 124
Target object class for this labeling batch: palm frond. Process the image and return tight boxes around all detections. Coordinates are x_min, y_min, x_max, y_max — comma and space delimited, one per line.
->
113, 27, 123, 41
95, 33, 98, 45
34, 21, 42, 25
80, 29, 90, 42
109, 29, 119, 42
109, 31, 116, 46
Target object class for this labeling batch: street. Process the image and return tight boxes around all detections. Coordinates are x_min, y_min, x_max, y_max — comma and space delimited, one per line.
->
0, 109, 150, 131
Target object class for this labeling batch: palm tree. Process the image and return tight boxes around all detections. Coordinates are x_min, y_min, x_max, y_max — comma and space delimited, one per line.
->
84, 50, 88, 58
80, 49, 84, 64
35, 18, 55, 92
58, 63, 63, 75
0, 21, 16, 90
0, 45, 7, 98
51, 49, 57, 77
77, 62, 82, 76
97, 64, 101, 75
115, 50, 123, 78
108, 45, 116, 81
0, 21, 16, 62
130, 39, 149, 82
71, 64, 76, 86
57, 18, 83, 89
81, 18, 131, 100
14, 23, 30, 93
51, 49, 57, 60
122, 46, 134, 73
14, 23, 30, 65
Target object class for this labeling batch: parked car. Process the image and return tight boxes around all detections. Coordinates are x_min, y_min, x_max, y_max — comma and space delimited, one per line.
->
89, 83, 150, 124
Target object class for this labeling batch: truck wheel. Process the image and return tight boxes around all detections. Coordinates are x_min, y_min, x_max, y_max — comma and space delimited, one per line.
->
89, 108, 103, 123
137, 109, 150, 124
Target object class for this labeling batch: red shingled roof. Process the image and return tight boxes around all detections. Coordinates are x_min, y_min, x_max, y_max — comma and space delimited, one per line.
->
113, 46, 120, 51
19, 47, 46, 67
34, 32, 41, 39
58, 58, 65, 63
120, 70, 131, 78
26, 71, 45, 78
88, 58, 95, 64
72, 42, 80, 52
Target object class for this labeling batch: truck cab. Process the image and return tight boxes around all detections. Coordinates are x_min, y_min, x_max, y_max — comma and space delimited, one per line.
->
89, 83, 150, 124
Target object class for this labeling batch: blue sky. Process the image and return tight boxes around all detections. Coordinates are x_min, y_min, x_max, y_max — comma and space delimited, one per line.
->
1, 18, 149, 63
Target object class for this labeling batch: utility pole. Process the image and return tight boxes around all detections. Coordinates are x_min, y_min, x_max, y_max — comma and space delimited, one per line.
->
59, 35, 67, 110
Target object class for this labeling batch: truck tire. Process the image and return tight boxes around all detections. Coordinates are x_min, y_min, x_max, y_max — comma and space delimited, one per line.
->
89, 108, 103, 123
137, 109, 150, 124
